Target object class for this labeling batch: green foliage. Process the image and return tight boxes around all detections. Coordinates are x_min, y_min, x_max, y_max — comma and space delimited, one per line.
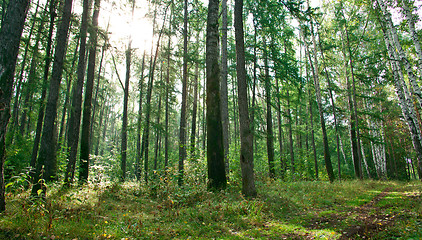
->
0, 179, 420, 239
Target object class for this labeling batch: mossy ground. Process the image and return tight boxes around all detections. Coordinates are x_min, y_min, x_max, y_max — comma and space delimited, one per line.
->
0, 179, 421, 239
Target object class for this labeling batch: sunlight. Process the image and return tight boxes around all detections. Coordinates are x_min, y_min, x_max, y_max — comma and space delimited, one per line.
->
99, 0, 154, 54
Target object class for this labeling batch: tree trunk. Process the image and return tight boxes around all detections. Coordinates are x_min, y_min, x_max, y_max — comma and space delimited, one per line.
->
234, 0, 256, 196
220, 0, 230, 178
57, 36, 79, 150
190, 60, 199, 158
9, 2, 39, 143
178, 0, 189, 186
286, 88, 295, 175
377, 4, 422, 180
275, 76, 285, 178
0, 0, 30, 211
79, 0, 101, 183
206, 0, 227, 191
136, 50, 146, 180
32, 0, 73, 195
141, 5, 168, 183
309, 19, 335, 182
318, 29, 342, 180
164, 6, 172, 169
19, 3, 47, 137
263, 39, 275, 178
64, 0, 89, 185
30, 0, 58, 180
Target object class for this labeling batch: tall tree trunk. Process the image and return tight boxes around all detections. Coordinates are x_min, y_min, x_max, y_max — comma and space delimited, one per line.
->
0, 0, 30, 211
377, 4, 422, 180
263, 39, 275, 178
308, 19, 335, 182
32, 0, 73, 195
275, 76, 285, 178
79, 0, 101, 183
190, 59, 199, 158
220, 0, 230, 178
120, 0, 135, 182
318, 30, 342, 180
20, 3, 47, 136
178, 0, 189, 186
136, 50, 146, 180
57, 37, 79, 150
141, 5, 169, 183
164, 6, 172, 169
286, 88, 295, 175
234, 0, 256, 196
30, 0, 57, 180
206, 0, 227, 190
64, 0, 90, 185
400, 0, 422, 78
9, 2, 39, 143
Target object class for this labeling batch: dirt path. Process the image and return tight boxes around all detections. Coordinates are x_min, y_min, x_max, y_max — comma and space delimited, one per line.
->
339, 188, 395, 239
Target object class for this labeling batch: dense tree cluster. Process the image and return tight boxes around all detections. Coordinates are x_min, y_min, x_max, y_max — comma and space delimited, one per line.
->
0, 0, 421, 211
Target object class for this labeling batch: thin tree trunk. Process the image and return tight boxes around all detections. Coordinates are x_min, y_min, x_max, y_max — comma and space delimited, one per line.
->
275, 76, 285, 178
20, 3, 47, 136
64, 0, 90, 185
30, 0, 57, 179
234, 0, 256, 196
136, 50, 146, 180
178, 0, 189, 186
318, 30, 342, 180
263, 39, 275, 178
286, 88, 295, 175
57, 37, 79, 150
220, 0, 230, 178
141, 4, 169, 183
190, 59, 199, 158
308, 19, 335, 182
164, 6, 172, 169
79, 0, 101, 183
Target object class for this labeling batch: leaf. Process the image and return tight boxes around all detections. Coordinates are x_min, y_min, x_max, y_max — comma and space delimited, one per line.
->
5, 182, 13, 189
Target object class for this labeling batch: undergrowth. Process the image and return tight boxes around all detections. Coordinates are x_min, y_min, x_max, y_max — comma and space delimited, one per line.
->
0, 176, 421, 239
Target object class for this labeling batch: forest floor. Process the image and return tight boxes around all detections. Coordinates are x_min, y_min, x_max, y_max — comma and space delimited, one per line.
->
0, 178, 421, 239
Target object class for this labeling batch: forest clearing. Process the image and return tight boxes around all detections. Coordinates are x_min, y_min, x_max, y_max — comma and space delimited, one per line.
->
2, 0, 422, 238
0, 179, 421, 239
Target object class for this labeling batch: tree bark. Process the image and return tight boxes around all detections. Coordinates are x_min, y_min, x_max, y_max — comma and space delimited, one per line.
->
308, 19, 335, 182
0, 0, 30, 211
234, 0, 256, 196
178, 0, 189, 186
32, 0, 73, 195
220, 0, 230, 178
206, 0, 227, 191
263, 39, 275, 178
64, 0, 90, 185
30, 0, 58, 181
79, 0, 101, 183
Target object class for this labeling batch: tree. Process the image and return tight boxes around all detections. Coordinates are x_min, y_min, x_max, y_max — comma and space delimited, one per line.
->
206, 0, 227, 190
32, 0, 74, 195
0, 0, 31, 211
234, 0, 256, 196
220, 0, 230, 178
79, 0, 102, 182
64, 0, 90, 185
178, 0, 189, 186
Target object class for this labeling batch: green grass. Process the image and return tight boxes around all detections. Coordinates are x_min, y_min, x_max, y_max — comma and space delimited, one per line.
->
0, 179, 421, 239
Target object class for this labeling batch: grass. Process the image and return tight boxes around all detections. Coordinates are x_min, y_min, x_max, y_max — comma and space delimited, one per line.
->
0, 178, 421, 239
